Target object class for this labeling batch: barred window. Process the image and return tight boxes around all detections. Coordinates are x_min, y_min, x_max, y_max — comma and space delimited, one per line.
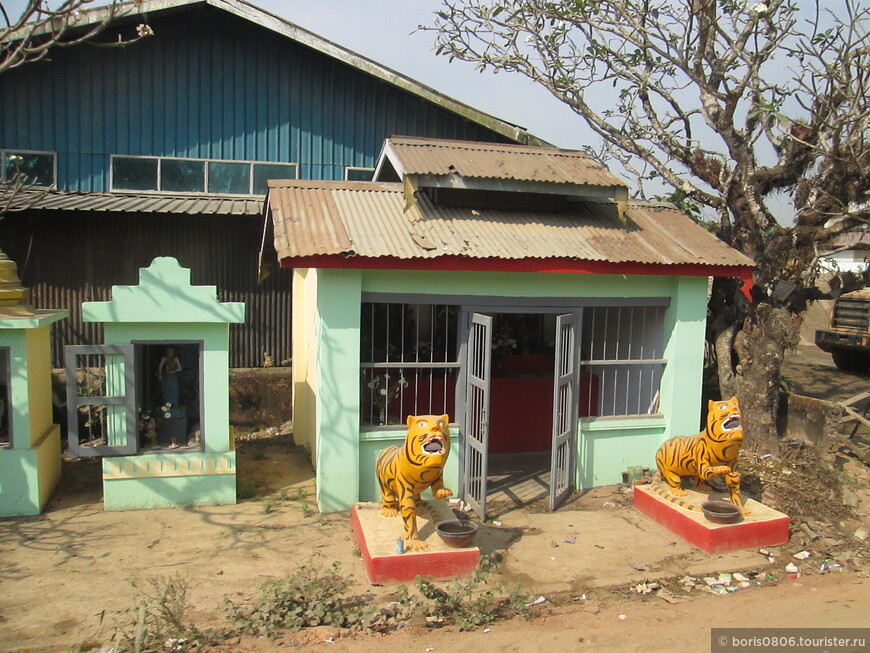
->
581, 305, 666, 418
360, 303, 459, 427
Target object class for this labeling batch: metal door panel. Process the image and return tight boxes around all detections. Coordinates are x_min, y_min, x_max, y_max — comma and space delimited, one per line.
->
551, 313, 579, 510
462, 312, 492, 518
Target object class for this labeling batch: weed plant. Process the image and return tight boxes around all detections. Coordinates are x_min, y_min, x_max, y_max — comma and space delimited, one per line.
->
224, 558, 376, 638
415, 556, 532, 630
112, 575, 218, 652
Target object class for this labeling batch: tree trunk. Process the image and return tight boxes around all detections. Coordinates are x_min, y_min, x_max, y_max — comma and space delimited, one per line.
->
716, 304, 800, 451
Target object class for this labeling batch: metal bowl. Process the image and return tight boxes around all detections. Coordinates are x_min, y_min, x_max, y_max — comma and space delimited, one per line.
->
701, 500, 742, 524
435, 519, 479, 548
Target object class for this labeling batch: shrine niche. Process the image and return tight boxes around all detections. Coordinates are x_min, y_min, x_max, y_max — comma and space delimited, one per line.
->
0, 251, 67, 516
69, 257, 244, 510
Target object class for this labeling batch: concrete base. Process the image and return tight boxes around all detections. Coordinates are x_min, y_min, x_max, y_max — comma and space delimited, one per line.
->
634, 484, 790, 554
102, 452, 236, 510
352, 500, 480, 584
0, 424, 61, 517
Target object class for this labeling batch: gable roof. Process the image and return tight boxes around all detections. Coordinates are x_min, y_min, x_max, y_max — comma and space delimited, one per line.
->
264, 179, 754, 271
376, 136, 625, 190
18, 0, 545, 147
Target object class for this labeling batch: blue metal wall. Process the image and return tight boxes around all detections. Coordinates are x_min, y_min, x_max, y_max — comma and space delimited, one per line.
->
0, 4, 508, 191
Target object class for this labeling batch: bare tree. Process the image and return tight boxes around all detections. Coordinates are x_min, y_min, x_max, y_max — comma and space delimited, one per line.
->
1, 0, 153, 213
427, 0, 869, 446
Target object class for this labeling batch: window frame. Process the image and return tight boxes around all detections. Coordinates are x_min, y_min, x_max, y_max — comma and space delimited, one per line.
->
0, 346, 12, 449
344, 166, 376, 182
109, 154, 299, 196
1, 149, 57, 188
579, 304, 667, 419
360, 301, 461, 429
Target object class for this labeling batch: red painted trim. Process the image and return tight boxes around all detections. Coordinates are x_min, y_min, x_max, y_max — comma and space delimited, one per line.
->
352, 505, 480, 583
280, 254, 752, 279
633, 486, 789, 554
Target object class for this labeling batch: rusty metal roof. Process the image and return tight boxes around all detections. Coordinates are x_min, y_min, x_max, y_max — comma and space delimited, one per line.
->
379, 137, 626, 188
266, 180, 753, 268
4, 189, 264, 215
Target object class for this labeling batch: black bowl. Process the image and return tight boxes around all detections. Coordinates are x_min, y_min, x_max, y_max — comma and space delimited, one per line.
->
435, 519, 479, 548
701, 500, 742, 524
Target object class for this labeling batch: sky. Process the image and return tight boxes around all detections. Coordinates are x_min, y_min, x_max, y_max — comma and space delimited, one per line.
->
257, 1, 593, 150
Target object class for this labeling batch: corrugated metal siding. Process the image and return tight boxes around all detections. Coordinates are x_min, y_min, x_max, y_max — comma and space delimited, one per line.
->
0, 210, 290, 368
267, 180, 755, 268
384, 137, 626, 187
0, 7, 513, 192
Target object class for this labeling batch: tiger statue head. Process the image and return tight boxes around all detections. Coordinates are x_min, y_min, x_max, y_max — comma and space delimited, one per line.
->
404, 414, 451, 465
706, 396, 743, 448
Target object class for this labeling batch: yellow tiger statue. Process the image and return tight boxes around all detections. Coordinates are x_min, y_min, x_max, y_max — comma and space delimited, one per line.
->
376, 414, 452, 552
653, 397, 749, 515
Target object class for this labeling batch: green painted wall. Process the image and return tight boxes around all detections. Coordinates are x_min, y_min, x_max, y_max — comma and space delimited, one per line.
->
314, 269, 362, 511
0, 320, 64, 516
360, 269, 678, 299
103, 469, 236, 511
304, 267, 710, 512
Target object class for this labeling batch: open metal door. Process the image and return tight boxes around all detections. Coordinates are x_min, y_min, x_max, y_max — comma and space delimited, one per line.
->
65, 344, 138, 457
551, 313, 580, 510
462, 312, 492, 518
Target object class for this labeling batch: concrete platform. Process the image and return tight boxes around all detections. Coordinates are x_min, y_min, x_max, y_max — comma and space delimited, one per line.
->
352, 500, 480, 584
634, 484, 790, 554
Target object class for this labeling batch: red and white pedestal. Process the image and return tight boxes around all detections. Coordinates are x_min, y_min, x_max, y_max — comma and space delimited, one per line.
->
351, 500, 480, 584
634, 484, 790, 554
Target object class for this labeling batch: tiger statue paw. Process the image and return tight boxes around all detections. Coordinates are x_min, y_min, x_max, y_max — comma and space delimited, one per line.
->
653, 397, 745, 514
404, 538, 430, 552
377, 414, 452, 548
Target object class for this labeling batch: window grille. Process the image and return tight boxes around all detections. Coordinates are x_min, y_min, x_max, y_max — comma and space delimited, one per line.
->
580, 305, 666, 417
360, 303, 459, 427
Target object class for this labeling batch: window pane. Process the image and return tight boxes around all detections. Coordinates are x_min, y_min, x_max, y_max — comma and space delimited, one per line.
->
362, 367, 457, 426
112, 157, 158, 191
0, 348, 10, 447
346, 167, 374, 182
161, 159, 205, 192
5, 152, 54, 186
253, 163, 297, 194
207, 161, 250, 194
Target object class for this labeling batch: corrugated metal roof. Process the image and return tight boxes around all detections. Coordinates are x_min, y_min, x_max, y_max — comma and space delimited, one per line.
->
381, 137, 626, 188
266, 180, 754, 268
4, 189, 264, 215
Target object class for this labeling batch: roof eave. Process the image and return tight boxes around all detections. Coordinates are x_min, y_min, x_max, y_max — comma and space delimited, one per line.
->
277, 253, 755, 280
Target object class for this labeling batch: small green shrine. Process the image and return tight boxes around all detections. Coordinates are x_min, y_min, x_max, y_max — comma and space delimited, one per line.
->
0, 251, 67, 516
73, 257, 245, 510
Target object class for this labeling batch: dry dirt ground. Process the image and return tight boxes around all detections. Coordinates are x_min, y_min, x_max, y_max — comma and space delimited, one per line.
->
1, 341, 869, 652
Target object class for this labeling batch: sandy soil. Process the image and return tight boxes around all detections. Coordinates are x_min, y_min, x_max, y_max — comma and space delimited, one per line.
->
0, 340, 868, 652
1, 435, 867, 652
